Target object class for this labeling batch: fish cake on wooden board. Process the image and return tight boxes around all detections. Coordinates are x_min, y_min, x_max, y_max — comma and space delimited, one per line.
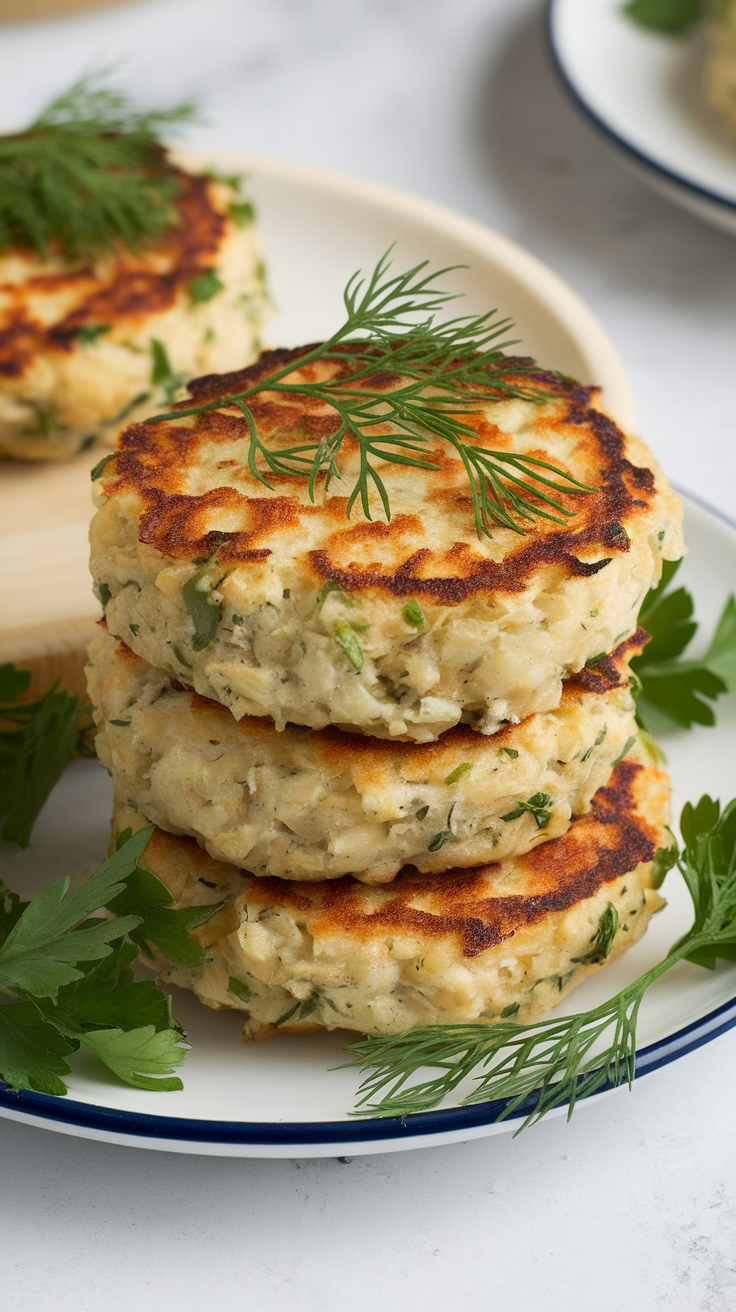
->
117, 748, 669, 1038
90, 626, 644, 883
90, 350, 683, 741
0, 169, 268, 461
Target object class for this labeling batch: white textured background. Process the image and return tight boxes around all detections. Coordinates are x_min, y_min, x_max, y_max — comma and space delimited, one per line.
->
1, 2, 736, 1309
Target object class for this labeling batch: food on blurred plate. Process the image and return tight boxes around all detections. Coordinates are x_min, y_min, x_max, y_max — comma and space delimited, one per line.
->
114, 750, 669, 1037
0, 75, 268, 461
625, 0, 736, 138
706, 1, 736, 134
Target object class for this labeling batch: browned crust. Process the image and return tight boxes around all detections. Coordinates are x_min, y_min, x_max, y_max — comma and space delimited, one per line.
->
0, 168, 225, 379
243, 758, 661, 957
114, 627, 645, 771
100, 348, 663, 603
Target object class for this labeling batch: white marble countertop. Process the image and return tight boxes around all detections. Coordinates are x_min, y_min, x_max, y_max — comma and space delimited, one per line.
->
1, 2, 736, 1308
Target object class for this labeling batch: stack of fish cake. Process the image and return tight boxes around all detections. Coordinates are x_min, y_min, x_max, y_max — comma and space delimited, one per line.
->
87, 349, 683, 1038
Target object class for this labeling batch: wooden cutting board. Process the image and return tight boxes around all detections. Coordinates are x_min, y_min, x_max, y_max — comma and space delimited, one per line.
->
0, 450, 101, 697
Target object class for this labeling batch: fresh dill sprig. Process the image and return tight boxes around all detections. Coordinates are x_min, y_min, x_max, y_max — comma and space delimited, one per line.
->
631, 559, 736, 729
0, 664, 94, 848
342, 794, 736, 1129
147, 251, 595, 539
0, 72, 197, 259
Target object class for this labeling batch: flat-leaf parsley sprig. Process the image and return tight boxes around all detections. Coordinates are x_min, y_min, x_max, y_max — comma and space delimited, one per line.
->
0, 827, 222, 1096
631, 559, 736, 730
342, 794, 736, 1129
148, 250, 595, 540
0, 71, 197, 260
0, 663, 94, 848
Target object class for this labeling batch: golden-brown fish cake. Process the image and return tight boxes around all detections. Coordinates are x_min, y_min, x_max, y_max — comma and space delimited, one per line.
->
0, 167, 268, 460
118, 748, 669, 1038
90, 625, 644, 883
91, 350, 683, 740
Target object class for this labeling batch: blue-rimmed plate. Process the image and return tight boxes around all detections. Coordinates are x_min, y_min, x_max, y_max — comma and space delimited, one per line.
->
1, 493, 735, 1156
548, 0, 736, 235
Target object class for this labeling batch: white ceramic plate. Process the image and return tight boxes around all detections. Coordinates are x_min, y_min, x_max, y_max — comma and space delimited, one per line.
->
1, 158, 733, 1156
2, 492, 735, 1158
549, 0, 736, 235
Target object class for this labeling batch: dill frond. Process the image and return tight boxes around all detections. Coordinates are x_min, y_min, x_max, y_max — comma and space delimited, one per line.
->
148, 250, 595, 539
0, 72, 197, 259
342, 795, 736, 1129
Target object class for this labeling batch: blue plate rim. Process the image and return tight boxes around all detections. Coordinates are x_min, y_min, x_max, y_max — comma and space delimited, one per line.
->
1, 488, 735, 1148
546, 0, 736, 218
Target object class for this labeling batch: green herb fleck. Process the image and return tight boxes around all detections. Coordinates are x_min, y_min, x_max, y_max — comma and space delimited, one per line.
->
573, 903, 619, 965
129, 623, 139, 636
403, 599, 425, 632
501, 792, 554, 830
150, 338, 183, 403
415, 805, 429, 821
428, 830, 455, 852
580, 724, 608, 763
501, 747, 519, 759
445, 762, 474, 785
334, 619, 363, 672
182, 568, 221, 652
273, 1001, 300, 1028
98, 583, 112, 609
231, 614, 244, 625
76, 323, 110, 344
611, 736, 637, 768
172, 645, 193, 670
229, 200, 254, 227
317, 580, 352, 609
188, 270, 224, 304
651, 832, 679, 889
228, 977, 253, 1003
501, 1003, 519, 1019
109, 719, 131, 727
90, 453, 116, 481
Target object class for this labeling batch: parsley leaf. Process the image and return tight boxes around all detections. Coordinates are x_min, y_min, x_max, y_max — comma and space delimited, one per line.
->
79, 1025, 186, 1092
631, 561, 736, 730
0, 829, 151, 996
106, 838, 223, 968
0, 828, 189, 1097
0, 665, 92, 847
0, 1002, 77, 1095
45, 939, 176, 1033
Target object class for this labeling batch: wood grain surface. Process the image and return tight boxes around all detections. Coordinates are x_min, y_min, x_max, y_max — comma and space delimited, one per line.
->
0, 450, 101, 696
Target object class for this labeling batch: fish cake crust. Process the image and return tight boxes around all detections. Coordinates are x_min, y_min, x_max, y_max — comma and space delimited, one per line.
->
91, 351, 683, 740
118, 748, 670, 1038
90, 626, 644, 883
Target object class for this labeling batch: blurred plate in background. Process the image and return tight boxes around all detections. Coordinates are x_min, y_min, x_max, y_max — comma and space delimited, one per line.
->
549, 0, 736, 235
